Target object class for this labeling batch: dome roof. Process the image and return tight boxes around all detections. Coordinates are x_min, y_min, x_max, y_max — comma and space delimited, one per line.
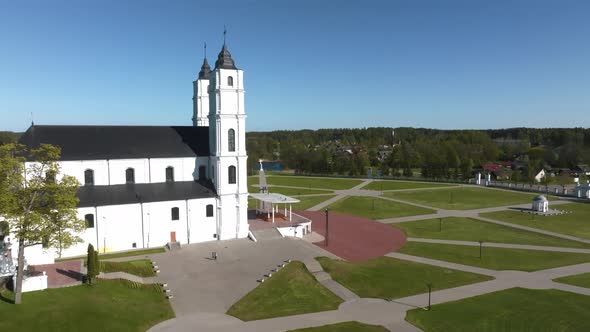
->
533, 195, 548, 202
214, 44, 237, 70
198, 58, 211, 80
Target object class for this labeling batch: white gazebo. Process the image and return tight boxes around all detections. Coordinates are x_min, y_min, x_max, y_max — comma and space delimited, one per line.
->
532, 195, 549, 213
250, 193, 300, 223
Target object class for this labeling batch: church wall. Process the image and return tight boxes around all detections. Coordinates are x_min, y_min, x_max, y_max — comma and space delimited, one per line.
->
95, 204, 143, 253
142, 200, 188, 247
108, 159, 150, 185
187, 197, 218, 243
54, 160, 109, 186
58, 206, 100, 258
149, 157, 197, 183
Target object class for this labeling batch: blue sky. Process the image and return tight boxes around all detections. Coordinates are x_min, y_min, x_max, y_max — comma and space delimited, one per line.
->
1, 0, 589, 132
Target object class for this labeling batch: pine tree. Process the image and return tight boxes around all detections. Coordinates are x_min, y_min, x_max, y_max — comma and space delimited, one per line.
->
87, 243, 97, 285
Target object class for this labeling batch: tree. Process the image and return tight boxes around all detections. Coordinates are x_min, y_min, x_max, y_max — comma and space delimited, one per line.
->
86, 243, 99, 285
0, 143, 84, 304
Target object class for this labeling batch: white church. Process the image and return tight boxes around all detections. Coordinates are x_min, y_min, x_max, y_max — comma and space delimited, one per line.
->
14, 41, 249, 265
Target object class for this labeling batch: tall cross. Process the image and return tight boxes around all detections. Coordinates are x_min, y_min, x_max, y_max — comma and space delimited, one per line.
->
223, 25, 227, 45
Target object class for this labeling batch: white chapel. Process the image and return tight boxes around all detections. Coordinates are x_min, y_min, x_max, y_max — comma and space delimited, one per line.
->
14, 41, 249, 264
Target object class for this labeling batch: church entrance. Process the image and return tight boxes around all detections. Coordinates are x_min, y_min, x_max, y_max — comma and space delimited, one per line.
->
170, 231, 176, 243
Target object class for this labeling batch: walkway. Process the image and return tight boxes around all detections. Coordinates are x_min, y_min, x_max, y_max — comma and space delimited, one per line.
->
296, 210, 407, 261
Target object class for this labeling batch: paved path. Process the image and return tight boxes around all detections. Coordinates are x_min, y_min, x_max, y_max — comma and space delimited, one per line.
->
99, 271, 158, 284
303, 258, 360, 301
407, 237, 590, 253
308, 179, 373, 211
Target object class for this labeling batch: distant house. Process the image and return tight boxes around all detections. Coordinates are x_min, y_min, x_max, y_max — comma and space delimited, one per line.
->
575, 182, 590, 199
534, 169, 546, 183
573, 164, 590, 176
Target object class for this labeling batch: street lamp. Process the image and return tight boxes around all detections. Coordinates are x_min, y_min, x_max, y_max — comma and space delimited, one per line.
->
478, 240, 483, 259
426, 283, 433, 310
102, 216, 107, 253
325, 208, 329, 247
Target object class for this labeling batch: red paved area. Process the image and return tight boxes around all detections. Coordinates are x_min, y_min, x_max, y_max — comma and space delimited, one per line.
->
296, 210, 407, 262
30, 260, 84, 288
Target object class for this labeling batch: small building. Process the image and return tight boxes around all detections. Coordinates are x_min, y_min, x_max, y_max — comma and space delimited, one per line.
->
532, 195, 549, 213
575, 182, 590, 199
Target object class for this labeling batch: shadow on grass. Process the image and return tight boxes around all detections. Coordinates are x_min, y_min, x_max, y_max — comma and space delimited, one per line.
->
0, 290, 15, 304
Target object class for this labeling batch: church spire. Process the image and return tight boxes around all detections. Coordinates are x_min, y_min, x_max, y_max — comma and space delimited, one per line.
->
215, 27, 237, 70
198, 42, 211, 79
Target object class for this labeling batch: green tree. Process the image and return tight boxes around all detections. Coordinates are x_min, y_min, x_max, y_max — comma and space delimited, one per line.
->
0, 143, 84, 304
86, 243, 98, 285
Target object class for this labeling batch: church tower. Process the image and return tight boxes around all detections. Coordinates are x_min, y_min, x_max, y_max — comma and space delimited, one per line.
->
208, 36, 248, 240
192, 45, 211, 127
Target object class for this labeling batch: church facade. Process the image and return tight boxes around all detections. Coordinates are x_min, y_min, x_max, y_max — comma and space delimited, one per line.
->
15, 43, 249, 264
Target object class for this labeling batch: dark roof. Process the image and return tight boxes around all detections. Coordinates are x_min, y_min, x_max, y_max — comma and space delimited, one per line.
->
214, 44, 237, 70
19, 125, 210, 161
198, 58, 211, 79
77, 181, 216, 207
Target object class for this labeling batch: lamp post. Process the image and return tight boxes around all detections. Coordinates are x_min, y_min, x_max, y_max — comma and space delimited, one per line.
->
102, 216, 107, 253
439, 218, 442, 232
478, 240, 483, 259
325, 208, 329, 247
426, 283, 432, 310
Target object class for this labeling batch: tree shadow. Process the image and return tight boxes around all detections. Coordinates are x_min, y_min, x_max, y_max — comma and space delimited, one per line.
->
56, 268, 84, 282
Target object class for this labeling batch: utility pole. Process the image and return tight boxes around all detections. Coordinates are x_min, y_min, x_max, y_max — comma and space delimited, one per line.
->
325, 208, 329, 247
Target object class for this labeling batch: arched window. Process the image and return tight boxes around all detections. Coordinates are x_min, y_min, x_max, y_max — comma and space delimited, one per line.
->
227, 76, 234, 87
228, 165, 236, 184
228, 129, 235, 152
126, 168, 135, 184
84, 169, 94, 186
85, 214, 95, 228
206, 204, 214, 217
166, 166, 174, 182
171, 207, 179, 220
198, 166, 206, 181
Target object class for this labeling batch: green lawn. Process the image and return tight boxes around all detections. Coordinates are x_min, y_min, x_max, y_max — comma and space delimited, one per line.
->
267, 186, 333, 196
316, 256, 492, 299
288, 321, 389, 332
261, 176, 363, 190
385, 187, 543, 210
56, 247, 166, 262
398, 242, 590, 271
0, 279, 174, 331
362, 180, 455, 191
554, 272, 590, 289
328, 196, 435, 220
405, 288, 590, 332
291, 195, 337, 210
481, 202, 590, 240
100, 259, 156, 277
394, 217, 590, 248
226, 261, 343, 321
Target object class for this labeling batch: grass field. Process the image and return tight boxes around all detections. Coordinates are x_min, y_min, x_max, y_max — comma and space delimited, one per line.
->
56, 247, 166, 262
385, 187, 543, 210
0, 279, 174, 331
362, 180, 455, 191
226, 261, 343, 321
267, 186, 333, 196
405, 288, 590, 332
290, 195, 337, 210
553, 272, 590, 289
249, 175, 363, 190
328, 196, 435, 220
394, 217, 590, 248
316, 256, 492, 299
288, 321, 390, 332
481, 202, 590, 240
398, 242, 590, 271
100, 259, 156, 277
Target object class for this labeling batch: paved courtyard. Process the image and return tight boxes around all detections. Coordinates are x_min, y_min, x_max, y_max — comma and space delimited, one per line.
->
150, 236, 337, 317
